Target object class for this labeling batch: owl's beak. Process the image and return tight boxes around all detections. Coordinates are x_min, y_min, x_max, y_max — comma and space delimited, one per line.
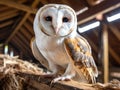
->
52, 21, 61, 34
52, 26, 60, 35
54, 27, 60, 34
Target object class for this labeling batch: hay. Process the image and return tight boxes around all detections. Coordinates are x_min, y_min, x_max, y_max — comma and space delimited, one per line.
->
0, 54, 43, 90
0, 54, 120, 90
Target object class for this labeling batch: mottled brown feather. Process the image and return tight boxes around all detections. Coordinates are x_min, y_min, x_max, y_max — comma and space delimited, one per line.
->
64, 37, 98, 83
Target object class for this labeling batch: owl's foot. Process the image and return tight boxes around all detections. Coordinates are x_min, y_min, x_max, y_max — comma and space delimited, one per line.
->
52, 75, 72, 83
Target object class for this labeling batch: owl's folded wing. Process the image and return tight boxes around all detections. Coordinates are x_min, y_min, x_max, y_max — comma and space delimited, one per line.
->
64, 36, 98, 83
30, 37, 49, 70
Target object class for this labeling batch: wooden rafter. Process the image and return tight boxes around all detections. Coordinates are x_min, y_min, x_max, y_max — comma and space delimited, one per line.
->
5, 0, 40, 44
0, 0, 37, 14
11, 38, 31, 58
23, 22, 34, 34
109, 24, 120, 41
20, 27, 32, 41
108, 24, 120, 64
61, 0, 71, 6
0, 12, 19, 21
17, 0, 27, 3
28, 15, 34, 23
39, 0, 48, 4
0, 9, 18, 19
5, 13, 30, 44
13, 35, 32, 56
0, 20, 13, 28
77, 0, 120, 25
17, 32, 30, 48
12, 37, 27, 52
109, 48, 120, 64
0, 6, 9, 12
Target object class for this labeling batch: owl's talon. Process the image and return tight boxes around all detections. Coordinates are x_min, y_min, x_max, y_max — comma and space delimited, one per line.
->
52, 75, 71, 83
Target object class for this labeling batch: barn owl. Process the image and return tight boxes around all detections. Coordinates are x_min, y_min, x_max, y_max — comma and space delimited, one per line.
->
31, 4, 98, 84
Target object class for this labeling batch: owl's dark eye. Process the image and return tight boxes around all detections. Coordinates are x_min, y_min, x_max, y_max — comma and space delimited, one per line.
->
45, 16, 52, 21
63, 17, 69, 22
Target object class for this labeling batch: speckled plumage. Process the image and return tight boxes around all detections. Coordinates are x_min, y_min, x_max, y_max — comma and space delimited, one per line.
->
31, 4, 98, 84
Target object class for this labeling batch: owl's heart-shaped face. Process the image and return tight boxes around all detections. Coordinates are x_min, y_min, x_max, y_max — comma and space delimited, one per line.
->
38, 5, 77, 37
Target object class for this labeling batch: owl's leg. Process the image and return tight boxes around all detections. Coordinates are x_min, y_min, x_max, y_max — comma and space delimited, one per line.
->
43, 61, 58, 78
53, 63, 76, 82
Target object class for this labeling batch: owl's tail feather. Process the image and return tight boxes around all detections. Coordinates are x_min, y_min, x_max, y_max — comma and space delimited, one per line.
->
87, 68, 96, 84
75, 66, 96, 84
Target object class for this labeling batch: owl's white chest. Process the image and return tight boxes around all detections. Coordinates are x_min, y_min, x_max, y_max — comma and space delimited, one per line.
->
36, 35, 69, 67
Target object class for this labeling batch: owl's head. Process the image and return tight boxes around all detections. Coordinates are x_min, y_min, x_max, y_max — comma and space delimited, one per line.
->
34, 4, 77, 37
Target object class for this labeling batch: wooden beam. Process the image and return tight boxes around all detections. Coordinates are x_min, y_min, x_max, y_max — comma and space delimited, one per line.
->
109, 24, 120, 41
77, 0, 120, 25
23, 22, 34, 35
109, 46, 120, 64
5, 13, 30, 43
5, 0, 39, 44
20, 27, 33, 41
11, 37, 26, 50
61, 0, 71, 6
16, 33, 34, 58
0, 0, 26, 12
17, 0, 27, 4
0, 6, 9, 12
108, 24, 120, 64
16, 32, 30, 47
11, 38, 31, 57
39, 0, 48, 4
102, 24, 109, 83
0, 0, 37, 14
0, 12, 19, 21
0, 20, 13, 28
28, 15, 34, 23
0, 9, 18, 19
12, 35, 32, 56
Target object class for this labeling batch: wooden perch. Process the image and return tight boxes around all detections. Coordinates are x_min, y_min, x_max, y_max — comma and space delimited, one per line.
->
0, 54, 120, 90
